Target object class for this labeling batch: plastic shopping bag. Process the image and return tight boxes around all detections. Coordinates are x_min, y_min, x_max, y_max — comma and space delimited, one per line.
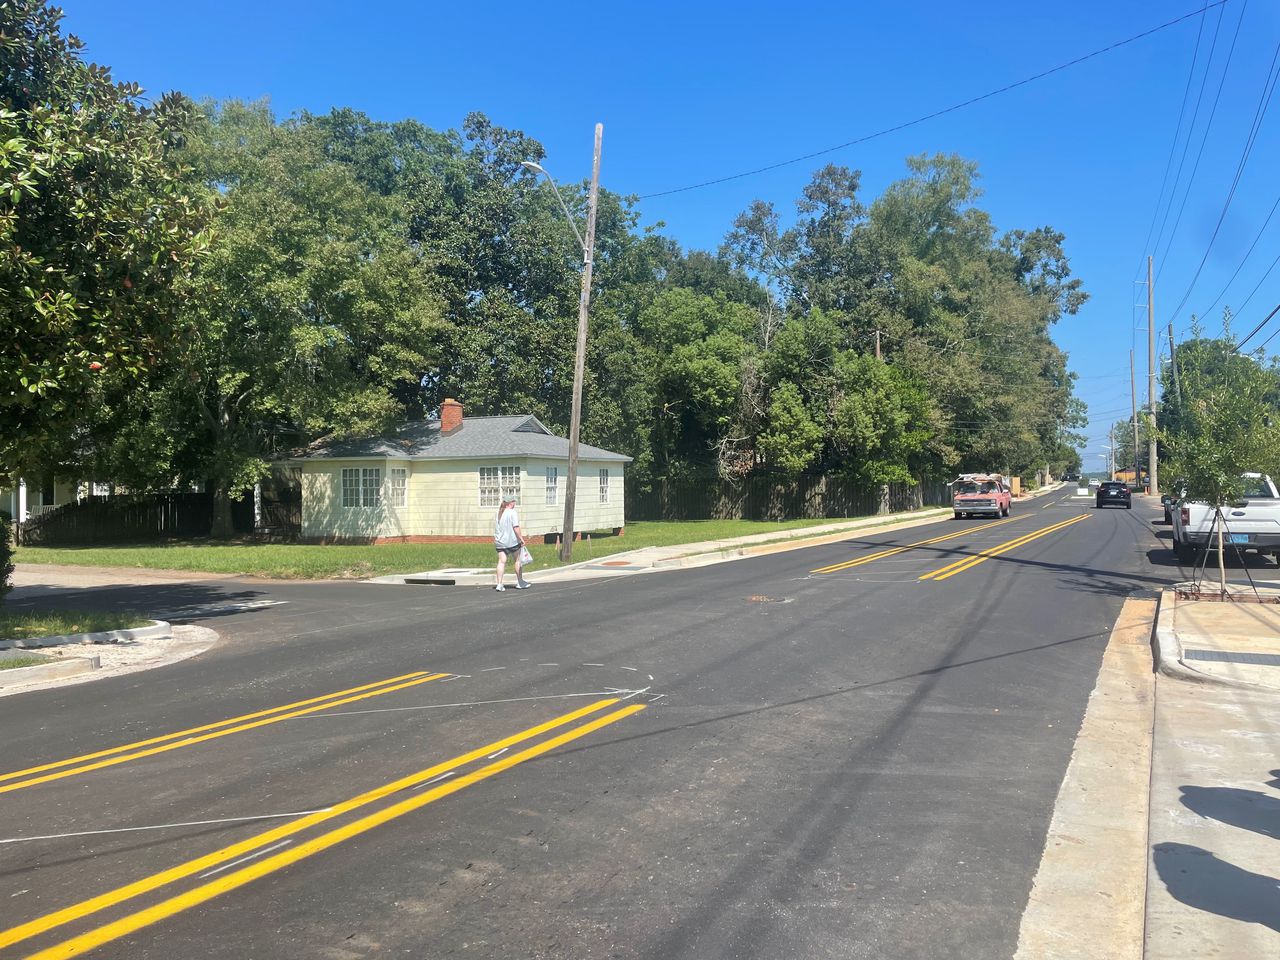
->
518, 545, 533, 565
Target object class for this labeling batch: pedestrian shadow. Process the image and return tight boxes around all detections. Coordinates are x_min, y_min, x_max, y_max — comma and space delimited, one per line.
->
1152, 842, 1280, 933
1179, 785, 1280, 841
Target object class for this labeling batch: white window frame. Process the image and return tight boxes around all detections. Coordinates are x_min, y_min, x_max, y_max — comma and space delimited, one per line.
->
599, 468, 609, 503
360, 467, 382, 507
343, 467, 382, 508
500, 465, 521, 503
389, 467, 407, 508
341, 468, 360, 508
479, 467, 500, 507
546, 466, 558, 505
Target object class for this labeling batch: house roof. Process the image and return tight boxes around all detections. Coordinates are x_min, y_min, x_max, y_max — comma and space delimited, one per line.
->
291, 415, 632, 463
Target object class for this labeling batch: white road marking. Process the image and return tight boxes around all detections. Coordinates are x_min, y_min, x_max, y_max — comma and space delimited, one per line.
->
487, 747, 509, 759
0, 810, 331, 845
198, 839, 294, 878
414, 771, 457, 790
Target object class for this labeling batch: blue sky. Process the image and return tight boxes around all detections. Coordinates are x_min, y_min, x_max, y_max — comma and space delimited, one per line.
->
58, 1, 1280, 465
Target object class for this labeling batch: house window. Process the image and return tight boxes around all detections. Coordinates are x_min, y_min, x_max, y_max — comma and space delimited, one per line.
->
342, 469, 360, 508
500, 466, 521, 502
479, 467, 500, 507
389, 468, 407, 508
480, 466, 521, 506
342, 467, 382, 508
599, 469, 609, 503
362, 468, 382, 507
546, 467, 558, 505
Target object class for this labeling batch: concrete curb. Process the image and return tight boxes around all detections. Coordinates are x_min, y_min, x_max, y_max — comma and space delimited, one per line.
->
0, 655, 100, 687
1152, 590, 1275, 692
0, 620, 171, 652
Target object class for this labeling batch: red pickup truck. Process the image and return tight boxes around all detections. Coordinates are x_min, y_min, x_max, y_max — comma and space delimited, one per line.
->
952, 474, 1012, 519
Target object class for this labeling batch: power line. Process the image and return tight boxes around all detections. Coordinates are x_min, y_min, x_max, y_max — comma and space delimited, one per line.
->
1154, 0, 1242, 278
636, 4, 1226, 200
1133, 3, 1211, 282
1194, 189, 1280, 319
1167, 38, 1280, 324
1236, 301, 1280, 350
1253, 304, 1280, 351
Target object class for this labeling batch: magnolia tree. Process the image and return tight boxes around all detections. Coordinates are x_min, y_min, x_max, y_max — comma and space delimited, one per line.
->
1160, 337, 1280, 595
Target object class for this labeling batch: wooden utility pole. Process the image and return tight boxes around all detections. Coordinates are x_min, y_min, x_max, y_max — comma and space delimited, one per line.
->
874, 330, 882, 360
1168, 322, 1183, 407
559, 123, 603, 562
1130, 350, 1140, 484
1148, 256, 1159, 495
1109, 423, 1116, 480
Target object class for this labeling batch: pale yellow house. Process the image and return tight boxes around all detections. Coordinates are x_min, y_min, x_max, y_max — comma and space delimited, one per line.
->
2, 477, 87, 521
289, 401, 630, 543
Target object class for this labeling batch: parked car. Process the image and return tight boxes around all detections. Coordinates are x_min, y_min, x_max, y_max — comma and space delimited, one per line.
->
952, 474, 1012, 519
1095, 481, 1132, 509
1170, 473, 1280, 561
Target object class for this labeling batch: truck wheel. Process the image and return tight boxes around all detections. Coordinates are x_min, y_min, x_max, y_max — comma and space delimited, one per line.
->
1125, 504, 1132, 510
953, 513, 961, 520
1173, 538, 1195, 563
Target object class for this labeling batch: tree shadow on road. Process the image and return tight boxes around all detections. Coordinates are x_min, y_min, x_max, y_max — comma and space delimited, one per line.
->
4, 583, 277, 622
1152, 842, 1280, 934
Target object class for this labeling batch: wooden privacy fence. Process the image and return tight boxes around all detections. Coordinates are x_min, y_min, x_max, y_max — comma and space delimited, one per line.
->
625, 474, 952, 522
17, 493, 254, 546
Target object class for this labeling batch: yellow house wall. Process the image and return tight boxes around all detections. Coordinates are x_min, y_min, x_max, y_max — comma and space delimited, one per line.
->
301, 459, 412, 540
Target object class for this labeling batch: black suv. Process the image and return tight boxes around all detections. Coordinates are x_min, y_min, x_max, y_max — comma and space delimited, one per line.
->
1096, 481, 1132, 509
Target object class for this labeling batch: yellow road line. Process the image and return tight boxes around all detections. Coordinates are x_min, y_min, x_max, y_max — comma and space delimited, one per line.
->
26, 702, 647, 960
919, 513, 1090, 582
810, 515, 1021, 574
0, 671, 436, 785
0, 673, 448, 796
0, 698, 624, 952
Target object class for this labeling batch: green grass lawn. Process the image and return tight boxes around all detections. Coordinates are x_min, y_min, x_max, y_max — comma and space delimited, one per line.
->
13, 517, 867, 580
0, 610, 150, 641
0, 654, 54, 670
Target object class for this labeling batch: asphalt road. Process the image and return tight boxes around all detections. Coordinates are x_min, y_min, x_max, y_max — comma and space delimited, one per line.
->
0, 492, 1244, 959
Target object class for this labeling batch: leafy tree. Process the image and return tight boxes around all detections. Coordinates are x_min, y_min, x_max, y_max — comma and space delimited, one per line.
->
1159, 336, 1280, 593
758, 381, 823, 476
831, 355, 932, 485
0, 0, 211, 474
0, 513, 12, 605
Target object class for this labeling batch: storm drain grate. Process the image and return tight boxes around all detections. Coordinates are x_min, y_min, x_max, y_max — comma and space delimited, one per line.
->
1183, 649, 1280, 667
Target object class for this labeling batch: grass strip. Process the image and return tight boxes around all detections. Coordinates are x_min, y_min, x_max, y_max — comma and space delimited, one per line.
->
0, 611, 150, 642
14, 517, 879, 580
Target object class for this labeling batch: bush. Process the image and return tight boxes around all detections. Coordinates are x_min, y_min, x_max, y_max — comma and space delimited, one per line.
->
0, 515, 12, 605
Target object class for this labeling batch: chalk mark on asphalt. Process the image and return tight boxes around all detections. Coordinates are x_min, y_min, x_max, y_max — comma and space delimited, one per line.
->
0, 811, 333, 845
198, 839, 294, 878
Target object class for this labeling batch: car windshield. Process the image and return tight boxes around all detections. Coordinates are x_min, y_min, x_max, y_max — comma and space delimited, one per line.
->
955, 482, 979, 495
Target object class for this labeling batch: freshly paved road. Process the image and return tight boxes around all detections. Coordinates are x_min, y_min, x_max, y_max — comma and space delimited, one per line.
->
0, 492, 1257, 959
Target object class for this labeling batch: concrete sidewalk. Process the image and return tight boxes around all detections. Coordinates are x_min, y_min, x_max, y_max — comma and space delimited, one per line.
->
1146, 591, 1280, 956
379, 482, 1069, 586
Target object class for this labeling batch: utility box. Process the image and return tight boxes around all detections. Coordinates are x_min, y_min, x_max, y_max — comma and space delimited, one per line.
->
1010, 477, 1022, 497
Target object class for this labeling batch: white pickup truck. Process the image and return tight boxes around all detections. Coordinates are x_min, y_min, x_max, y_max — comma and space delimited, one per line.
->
1171, 473, 1280, 562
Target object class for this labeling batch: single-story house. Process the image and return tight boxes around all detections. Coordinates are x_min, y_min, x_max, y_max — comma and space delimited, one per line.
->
287, 400, 631, 543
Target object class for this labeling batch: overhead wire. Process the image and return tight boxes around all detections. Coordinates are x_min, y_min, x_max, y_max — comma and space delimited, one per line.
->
1153, 0, 1241, 279
1133, 4, 1211, 282
635, 4, 1226, 199
1166, 38, 1280, 325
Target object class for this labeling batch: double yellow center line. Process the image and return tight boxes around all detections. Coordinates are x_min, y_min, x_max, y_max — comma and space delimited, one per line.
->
919, 513, 1089, 582
2, 697, 644, 959
810, 516, 1021, 574
0, 671, 448, 796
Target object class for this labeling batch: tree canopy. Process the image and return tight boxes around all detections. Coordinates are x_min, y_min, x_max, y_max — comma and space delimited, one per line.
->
6, 4, 1096, 534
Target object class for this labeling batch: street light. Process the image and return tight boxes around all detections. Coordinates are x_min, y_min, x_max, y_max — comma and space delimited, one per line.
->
521, 124, 603, 562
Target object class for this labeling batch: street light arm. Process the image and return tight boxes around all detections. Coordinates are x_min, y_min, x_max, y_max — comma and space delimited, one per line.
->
521, 161, 587, 256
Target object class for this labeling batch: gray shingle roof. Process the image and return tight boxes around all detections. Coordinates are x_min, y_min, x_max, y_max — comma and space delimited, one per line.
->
293, 415, 631, 463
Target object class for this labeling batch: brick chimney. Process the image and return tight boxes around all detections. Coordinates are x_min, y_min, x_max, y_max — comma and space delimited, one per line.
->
440, 398, 464, 433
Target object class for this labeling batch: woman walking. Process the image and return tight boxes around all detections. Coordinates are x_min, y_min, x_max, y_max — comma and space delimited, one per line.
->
494, 497, 530, 591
